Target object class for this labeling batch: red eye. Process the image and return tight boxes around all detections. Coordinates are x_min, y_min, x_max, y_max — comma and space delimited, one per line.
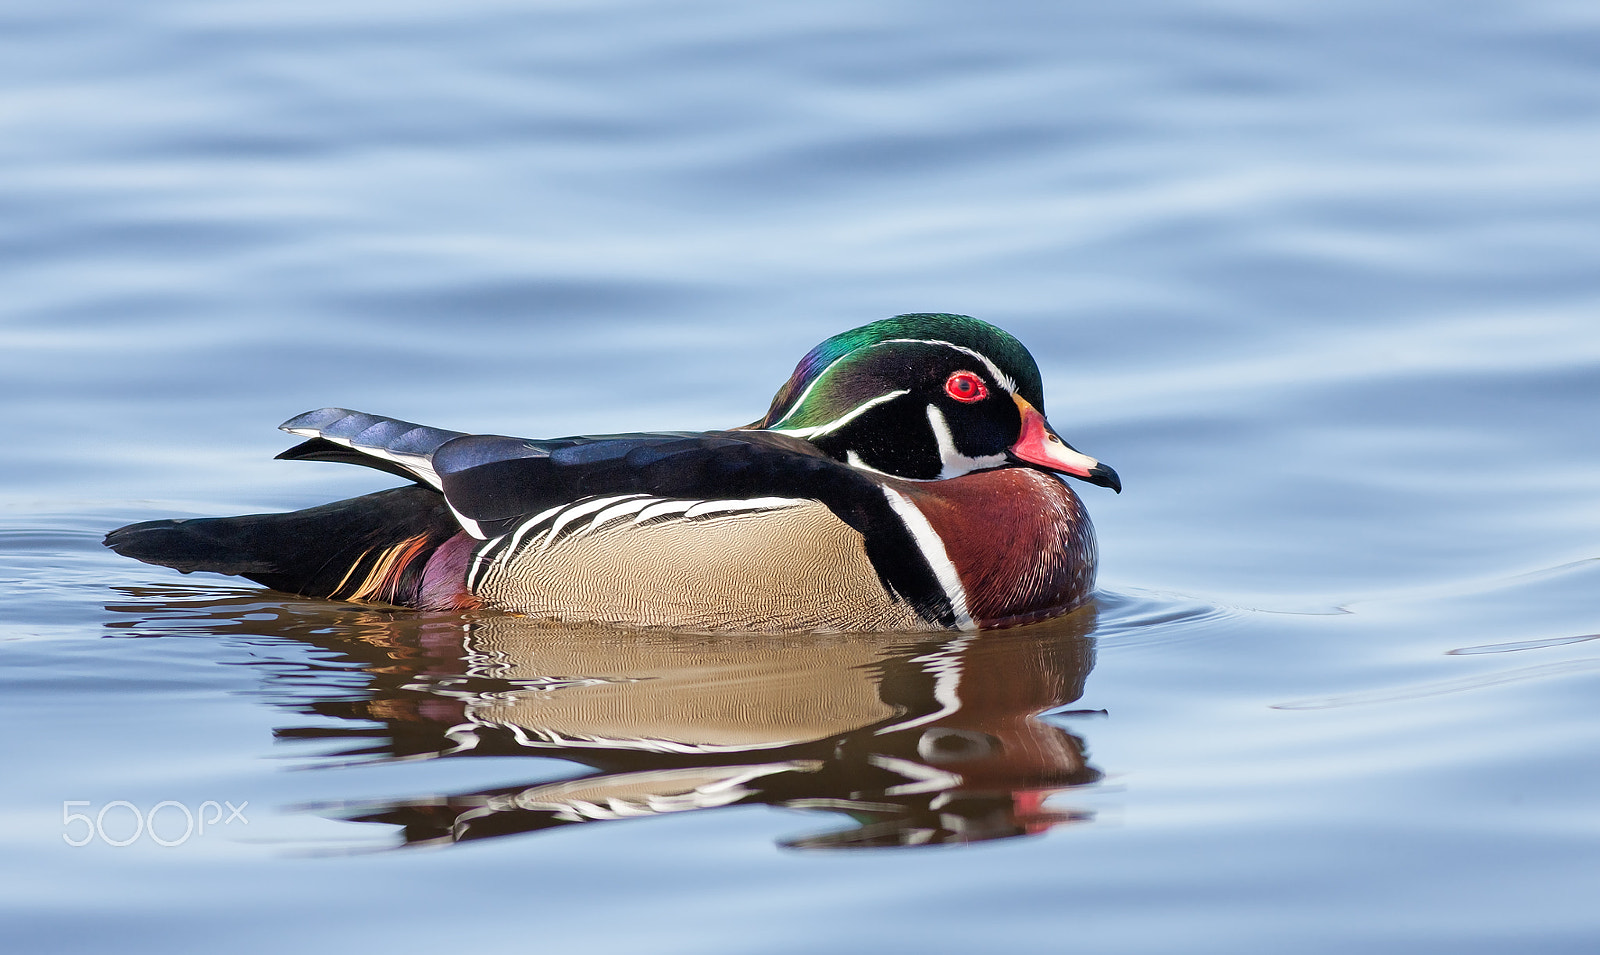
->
944, 371, 988, 403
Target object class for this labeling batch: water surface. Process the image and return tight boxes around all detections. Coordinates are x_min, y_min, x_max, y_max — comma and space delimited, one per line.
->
3, 1, 1599, 952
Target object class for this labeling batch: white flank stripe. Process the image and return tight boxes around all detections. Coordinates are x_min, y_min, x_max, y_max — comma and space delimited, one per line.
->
878, 485, 975, 630
469, 503, 565, 589
577, 497, 658, 537
634, 500, 697, 524
466, 545, 492, 591
478, 495, 811, 565
504, 504, 567, 553
537, 495, 647, 552
682, 497, 801, 519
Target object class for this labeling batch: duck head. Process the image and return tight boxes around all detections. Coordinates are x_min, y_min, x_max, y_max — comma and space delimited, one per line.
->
751, 313, 1121, 490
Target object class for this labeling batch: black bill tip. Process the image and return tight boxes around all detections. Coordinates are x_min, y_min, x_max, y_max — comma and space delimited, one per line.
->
1084, 462, 1122, 494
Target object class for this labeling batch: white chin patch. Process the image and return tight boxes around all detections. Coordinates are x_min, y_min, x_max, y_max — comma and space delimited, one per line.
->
926, 405, 1006, 479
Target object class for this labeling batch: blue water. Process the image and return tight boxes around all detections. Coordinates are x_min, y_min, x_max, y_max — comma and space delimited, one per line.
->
4, 1, 1599, 952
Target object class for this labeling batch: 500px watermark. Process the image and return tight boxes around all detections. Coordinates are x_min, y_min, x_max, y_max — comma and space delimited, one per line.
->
62, 800, 248, 847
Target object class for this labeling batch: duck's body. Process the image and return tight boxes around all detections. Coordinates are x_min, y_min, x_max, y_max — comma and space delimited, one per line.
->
106, 314, 1118, 632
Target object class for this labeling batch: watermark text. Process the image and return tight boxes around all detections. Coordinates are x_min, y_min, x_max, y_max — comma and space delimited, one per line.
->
63, 800, 248, 847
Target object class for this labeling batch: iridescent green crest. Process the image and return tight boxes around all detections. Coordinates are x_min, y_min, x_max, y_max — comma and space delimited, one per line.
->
753, 313, 1046, 430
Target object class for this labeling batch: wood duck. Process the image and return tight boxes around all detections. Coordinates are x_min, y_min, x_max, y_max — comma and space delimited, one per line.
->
105, 313, 1120, 631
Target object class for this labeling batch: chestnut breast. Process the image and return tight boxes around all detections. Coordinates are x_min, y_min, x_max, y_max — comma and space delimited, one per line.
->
899, 467, 1097, 627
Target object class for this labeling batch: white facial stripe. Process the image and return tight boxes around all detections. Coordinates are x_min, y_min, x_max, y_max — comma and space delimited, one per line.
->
767, 350, 854, 427
876, 338, 1019, 394
878, 485, 975, 630
925, 405, 1009, 479
771, 389, 909, 438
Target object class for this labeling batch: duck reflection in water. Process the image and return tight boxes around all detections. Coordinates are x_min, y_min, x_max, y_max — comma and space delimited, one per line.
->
106, 594, 1104, 850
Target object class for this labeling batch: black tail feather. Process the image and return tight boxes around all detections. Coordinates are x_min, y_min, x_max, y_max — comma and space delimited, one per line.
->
105, 486, 462, 605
